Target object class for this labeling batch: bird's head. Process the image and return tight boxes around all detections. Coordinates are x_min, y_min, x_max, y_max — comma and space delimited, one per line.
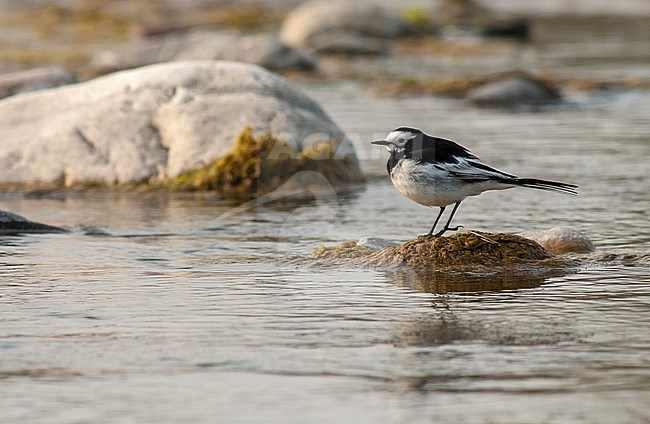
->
371, 127, 423, 152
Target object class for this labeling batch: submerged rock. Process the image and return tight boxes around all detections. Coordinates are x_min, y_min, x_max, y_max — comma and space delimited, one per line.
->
281, 0, 411, 54
0, 210, 67, 235
312, 231, 569, 273
0, 61, 362, 193
520, 226, 595, 254
357, 237, 400, 251
312, 240, 373, 261
467, 75, 562, 108
0, 67, 76, 99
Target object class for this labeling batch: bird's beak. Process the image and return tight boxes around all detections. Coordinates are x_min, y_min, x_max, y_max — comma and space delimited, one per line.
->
371, 139, 389, 146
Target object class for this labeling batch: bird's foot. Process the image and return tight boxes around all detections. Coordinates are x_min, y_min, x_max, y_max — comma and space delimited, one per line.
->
430, 225, 464, 238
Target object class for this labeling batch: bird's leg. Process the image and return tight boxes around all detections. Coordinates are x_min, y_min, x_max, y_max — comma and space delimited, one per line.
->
432, 201, 463, 238
426, 206, 446, 236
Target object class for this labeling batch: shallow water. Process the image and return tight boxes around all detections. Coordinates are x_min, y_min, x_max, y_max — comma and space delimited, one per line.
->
2, 21, 650, 424
2, 85, 649, 422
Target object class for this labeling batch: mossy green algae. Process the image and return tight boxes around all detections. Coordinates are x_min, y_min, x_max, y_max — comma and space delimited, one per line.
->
168, 126, 363, 198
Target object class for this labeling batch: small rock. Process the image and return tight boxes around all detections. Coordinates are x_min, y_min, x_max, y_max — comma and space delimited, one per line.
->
520, 227, 595, 254
313, 231, 569, 272
312, 232, 574, 294
88, 31, 316, 75
87, 34, 186, 75
0, 67, 76, 100
176, 32, 316, 71
281, 0, 411, 54
467, 75, 562, 108
434, 0, 531, 41
480, 18, 531, 41
357, 237, 400, 251
305, 32, 388, 55
435, 0, 491, 27
0, 210, 67, 234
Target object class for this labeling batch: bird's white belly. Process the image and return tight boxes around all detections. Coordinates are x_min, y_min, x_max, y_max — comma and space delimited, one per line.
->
391, 172, 461, 206
390, 159, 511, 207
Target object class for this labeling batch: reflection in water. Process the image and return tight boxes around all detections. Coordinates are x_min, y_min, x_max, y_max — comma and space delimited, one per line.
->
390, 294, 582, 396
392, 307, 577, 348
386, 267, 565, 294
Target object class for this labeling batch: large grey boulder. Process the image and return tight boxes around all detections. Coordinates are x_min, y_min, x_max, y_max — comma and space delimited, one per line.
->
280, 0, 411, 54
89, 31, 315, 75
0, 61, 361, 188
0, 210, 67, 234
0, 67, 76, 100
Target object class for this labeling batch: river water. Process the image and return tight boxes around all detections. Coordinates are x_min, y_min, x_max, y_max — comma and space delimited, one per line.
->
2, 16, 650, 424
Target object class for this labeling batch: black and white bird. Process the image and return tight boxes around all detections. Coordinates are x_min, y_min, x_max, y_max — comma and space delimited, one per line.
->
372, 127, 577, 237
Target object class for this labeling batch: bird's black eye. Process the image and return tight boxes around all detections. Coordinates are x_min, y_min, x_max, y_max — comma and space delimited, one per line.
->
398, 138, 405, 144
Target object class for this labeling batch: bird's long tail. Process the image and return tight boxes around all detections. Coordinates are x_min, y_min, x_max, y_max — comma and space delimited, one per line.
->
506, 178, 578, 195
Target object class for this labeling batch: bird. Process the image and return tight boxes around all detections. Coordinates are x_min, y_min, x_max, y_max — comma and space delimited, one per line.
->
372, 127, 577, 237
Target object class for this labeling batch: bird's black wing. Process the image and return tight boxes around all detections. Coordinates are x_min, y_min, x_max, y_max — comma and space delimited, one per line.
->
412, 132, 520, 182
407, 134, 478, 164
